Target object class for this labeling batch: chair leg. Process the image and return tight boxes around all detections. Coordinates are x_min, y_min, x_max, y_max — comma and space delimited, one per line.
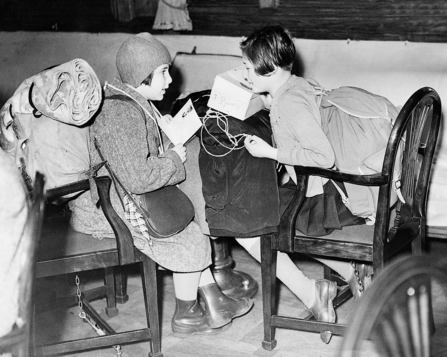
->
261, 233, 278, 351
29, 306, 36, 357
140, 255, 163, 357
323, 266, 352, 309
114, 266, 130, 304
323, 265, 331, 280
104, 267, 119, 317
412, 235, 424, 254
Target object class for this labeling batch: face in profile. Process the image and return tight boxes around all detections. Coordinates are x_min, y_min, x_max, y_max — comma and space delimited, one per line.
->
242, 58, 274, 95
139, 64, 172, 101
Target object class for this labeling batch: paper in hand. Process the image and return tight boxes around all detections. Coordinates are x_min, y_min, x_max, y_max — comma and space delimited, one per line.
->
157, 99, 202, 145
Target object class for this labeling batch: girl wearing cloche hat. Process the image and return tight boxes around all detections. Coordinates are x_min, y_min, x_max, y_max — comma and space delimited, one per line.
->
70, 33, 253, 338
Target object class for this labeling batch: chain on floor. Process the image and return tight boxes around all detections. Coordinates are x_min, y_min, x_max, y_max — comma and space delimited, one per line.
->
75, 274, 124, 356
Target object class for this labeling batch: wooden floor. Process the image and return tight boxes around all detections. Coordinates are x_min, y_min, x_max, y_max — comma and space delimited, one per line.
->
34, 239, 447, 357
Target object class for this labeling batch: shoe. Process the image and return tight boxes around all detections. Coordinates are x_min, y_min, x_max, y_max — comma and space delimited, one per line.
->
348, 262, 373, 302
171, 298, 231, 337
309, 279, 337, 344
199, 283, 254, 328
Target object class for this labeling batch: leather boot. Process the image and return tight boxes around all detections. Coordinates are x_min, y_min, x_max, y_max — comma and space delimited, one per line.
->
198, 283, 254, 328
171, 298, 231, 337
309, 279, 337, 344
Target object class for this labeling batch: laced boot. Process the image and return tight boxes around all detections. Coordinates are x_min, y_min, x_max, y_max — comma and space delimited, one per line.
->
198, 283, 254, 328
309, 279, 337, 344
171, 298, 230, 337
348, 262, 373, 302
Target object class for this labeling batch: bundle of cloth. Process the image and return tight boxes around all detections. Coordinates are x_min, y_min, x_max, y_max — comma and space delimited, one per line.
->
0, 58, 102, 191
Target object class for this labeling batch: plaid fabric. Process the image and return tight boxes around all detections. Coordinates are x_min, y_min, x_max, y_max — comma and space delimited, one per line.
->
123, 194, 150, 239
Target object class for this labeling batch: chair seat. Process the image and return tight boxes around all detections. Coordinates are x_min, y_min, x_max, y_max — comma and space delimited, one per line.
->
292, 208, 396, 261
37, 216, 118, 278
296, 223, 374, 244
293, 223, 375, 261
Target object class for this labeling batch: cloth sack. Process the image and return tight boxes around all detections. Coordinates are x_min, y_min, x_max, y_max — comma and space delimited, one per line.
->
0, 58, 102, 190
318, 85, 398, 222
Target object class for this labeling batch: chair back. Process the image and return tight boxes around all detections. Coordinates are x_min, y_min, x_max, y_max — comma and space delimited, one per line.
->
0, 172, 45, 357
339, 254, 447, 357
21, 172, 45, 356
376, 88, 442, 258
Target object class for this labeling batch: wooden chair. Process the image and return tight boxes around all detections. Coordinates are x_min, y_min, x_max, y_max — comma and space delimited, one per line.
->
338, 254, 447, 357
32, 176, 163, 357
260, 87, 442, 350
0, 172, 45, 357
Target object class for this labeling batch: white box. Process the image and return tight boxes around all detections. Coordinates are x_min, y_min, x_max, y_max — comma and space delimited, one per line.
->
207, 65, 264, 120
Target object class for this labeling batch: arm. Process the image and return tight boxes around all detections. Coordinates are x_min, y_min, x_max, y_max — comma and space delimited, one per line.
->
276, 91, 335, 168
93, 100, 186, 194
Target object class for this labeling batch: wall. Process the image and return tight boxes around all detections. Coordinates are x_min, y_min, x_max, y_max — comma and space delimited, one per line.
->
189, 0, 447, 42
1, 0, 447, 43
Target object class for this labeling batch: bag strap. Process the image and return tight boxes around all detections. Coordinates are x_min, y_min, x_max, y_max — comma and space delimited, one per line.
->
94, 138, 150, 225
100, 94, 157, 212
98, 94, 145, 210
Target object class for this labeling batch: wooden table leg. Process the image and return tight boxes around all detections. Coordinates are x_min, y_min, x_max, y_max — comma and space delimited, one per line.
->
114, 238, 258, 303
211, 237, 258, 299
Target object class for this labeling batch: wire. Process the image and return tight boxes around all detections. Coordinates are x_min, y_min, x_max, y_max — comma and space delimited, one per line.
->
199, 108, 248, 158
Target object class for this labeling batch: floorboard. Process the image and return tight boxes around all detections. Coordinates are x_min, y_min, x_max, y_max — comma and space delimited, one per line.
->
34, 240, 447, 357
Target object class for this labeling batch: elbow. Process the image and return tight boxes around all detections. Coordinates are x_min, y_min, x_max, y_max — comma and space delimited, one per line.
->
319, 151, 335, 169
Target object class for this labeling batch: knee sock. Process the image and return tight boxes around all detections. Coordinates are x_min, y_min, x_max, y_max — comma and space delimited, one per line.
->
236, 237, 316, 308
173, 271, 201, 301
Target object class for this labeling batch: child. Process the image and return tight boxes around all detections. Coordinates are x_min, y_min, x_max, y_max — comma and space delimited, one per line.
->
71, 33, 253, 336
237, 25, 395, 342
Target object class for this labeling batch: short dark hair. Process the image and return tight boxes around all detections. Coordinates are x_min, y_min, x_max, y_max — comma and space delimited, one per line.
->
240, 25, 295, 76
141, 72, 154, 86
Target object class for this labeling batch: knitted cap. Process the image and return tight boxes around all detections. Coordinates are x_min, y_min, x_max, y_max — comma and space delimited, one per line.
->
116, 33, 171, 87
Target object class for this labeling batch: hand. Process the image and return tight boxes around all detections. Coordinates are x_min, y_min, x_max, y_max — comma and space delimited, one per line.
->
244, 135, 277, 160
172, 143, 186, 163
162, 114, 173, 124
260, 93, 273, 110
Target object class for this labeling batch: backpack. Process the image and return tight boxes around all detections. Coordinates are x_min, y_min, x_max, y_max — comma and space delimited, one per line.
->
317, 85, 402, 222
0, 59, 102, 193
